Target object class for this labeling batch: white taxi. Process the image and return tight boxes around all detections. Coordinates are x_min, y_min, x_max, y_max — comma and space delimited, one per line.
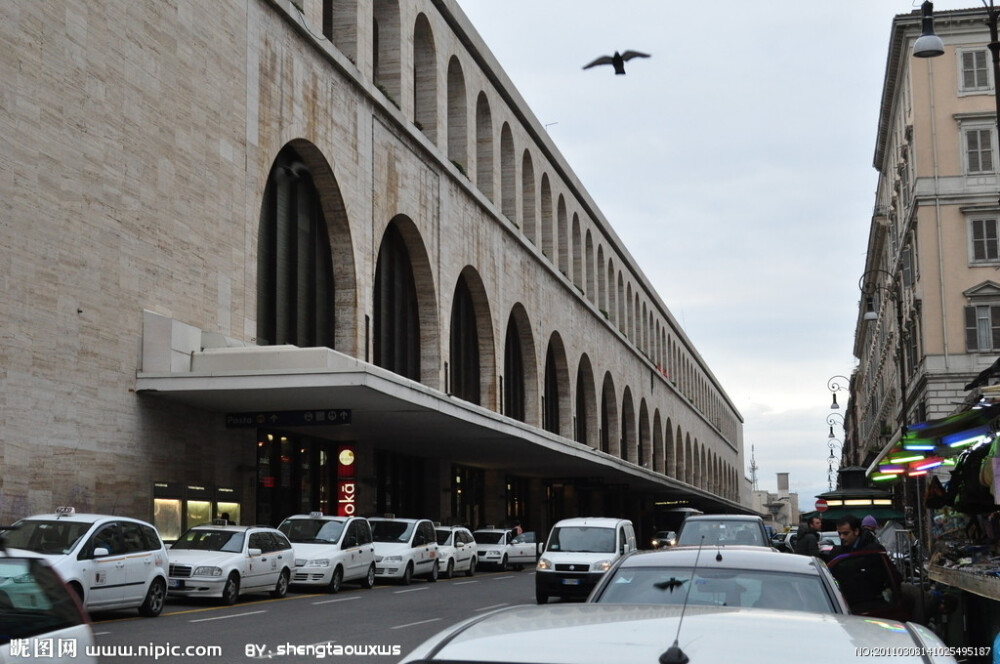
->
369, 517, 439, 585
167, 524, 293, 604
434, 526, 477, 578
473, 528, 537, 571
278, 513, 376, 593
2, 507, 169, 617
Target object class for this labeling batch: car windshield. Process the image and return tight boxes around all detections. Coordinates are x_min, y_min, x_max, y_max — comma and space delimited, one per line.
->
595, 567, 835, 613
435, 530, 454, 546
473, 531, 504, 545
2, 520, 92, 555
171, 529, 245, 552
676, 521, 766, 547
0, 558, 86, 645
511, 532, 533, 544
370, 520, 414, 543
279, 519, 345, 544
546, 526, 615, 553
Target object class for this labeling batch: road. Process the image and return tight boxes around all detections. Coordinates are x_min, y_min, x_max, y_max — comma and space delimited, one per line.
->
90, 568, 542, 663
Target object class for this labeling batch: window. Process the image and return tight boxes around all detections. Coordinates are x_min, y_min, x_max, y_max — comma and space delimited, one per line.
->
965, 305, 1000, 351
965, 127, 994, 173
971, 218, 1000, 262
961, 50, 990, 91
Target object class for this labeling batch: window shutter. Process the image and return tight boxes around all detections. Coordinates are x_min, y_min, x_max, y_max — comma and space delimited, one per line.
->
966, 306, 980, 351
984, 130, 995, 172
992, 306, 1000, 350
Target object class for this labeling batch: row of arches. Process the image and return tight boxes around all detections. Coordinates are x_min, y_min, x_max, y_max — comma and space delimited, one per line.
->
306, 0, 738, 444
256, 142, 739, 501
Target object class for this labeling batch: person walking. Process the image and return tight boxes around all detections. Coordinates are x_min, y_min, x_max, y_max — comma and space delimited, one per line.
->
793, 516, 822, 556
829, 515, 885, 558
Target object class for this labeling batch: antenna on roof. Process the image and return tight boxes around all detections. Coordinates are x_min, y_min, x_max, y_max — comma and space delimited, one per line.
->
658, 537, 705, 664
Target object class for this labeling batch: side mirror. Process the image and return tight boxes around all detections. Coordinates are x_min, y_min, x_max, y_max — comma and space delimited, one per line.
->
248, 548, 262, 556
93, 547, 110, 558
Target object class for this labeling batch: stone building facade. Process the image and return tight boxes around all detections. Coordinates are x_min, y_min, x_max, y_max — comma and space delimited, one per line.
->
1, 0, 746, 538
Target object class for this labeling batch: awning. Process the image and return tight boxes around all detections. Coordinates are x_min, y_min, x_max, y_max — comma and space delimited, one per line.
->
802, 506, 905, 522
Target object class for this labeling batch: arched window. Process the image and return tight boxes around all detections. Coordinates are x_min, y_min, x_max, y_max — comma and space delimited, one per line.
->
257, 146, 335, 348
449, 277, 480, 404
543, 346, 559, 434
374, 223, 419, 380
504, 317, 525, 421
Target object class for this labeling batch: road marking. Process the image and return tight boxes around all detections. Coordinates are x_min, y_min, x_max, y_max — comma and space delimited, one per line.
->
393, 587, 429, 594
453, 580, 478, 585
475, 603, 509, 612
492, 575, 515, 580
313, 595, 361, 605
391, 618, 442, 630
189, 610, 267, 623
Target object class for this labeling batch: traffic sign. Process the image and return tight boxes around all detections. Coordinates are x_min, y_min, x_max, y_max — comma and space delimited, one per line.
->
225, 409, 352, 428
814, 499, 829, 512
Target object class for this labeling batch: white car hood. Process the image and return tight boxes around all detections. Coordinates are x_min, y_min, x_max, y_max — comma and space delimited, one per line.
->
168, 549, 242, 566
4, 548, 63, 565
291, 542, 342, 559
373, 542, 411, 556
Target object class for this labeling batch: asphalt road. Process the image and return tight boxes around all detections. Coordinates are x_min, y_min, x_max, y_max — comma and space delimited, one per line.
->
90, 568, 543, 663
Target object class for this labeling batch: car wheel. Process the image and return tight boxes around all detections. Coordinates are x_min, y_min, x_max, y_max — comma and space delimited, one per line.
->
536, 591, 548, 604
222, 574, 240, 605
427, 561, 439, 583
444, 559, 455, 579
361, 563, 376, 589
499, 555, 508, 572
271, 569, 290, 598
328, 567, 343, 594
466, 557, 476, 577
400, 563, 413, 586
138, 578, 166, 617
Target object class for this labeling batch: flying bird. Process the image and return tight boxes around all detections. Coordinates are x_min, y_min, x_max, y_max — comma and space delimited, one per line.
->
583, 50, 650, 75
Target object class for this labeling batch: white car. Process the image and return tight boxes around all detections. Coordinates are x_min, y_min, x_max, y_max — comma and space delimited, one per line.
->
400, 604, 960, 664
434, 526, 477, 578
278, 513, 376, 592
0, 555, 97, 663
2, 507, 168, 617
368, 517, 439, 584
167, 525, 293, 604
472, 528, 537, 571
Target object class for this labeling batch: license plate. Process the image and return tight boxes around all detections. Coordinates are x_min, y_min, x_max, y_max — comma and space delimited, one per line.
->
168, 579, 183, 589
561, 578, 581, 585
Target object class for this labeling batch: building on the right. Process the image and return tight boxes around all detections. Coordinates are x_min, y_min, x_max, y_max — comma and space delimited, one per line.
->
851, 5, 1000, 469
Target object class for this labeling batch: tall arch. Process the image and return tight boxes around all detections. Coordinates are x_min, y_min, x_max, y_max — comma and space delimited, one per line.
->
373, 0, 401, 106
521, 151, 536, 244
571, 213, 582, 290
652, 411, 664, 474
446, 57, 468, 173
584, 230, 595, 303
322, 0, 358, 64
543, 332, 571, 435
500, 123, 516, 221
638, 400, 650, 469
503, 303, 539, 426
475, 92, 493, 201
257, 142, 356, 353
621, 387, 636, 463
540, 174, 553, 260
413, 14, 437, 144
575, 354, 597, 448
600, 373, 619, 456
449, 267, 496, 408
557, 195, 568, 276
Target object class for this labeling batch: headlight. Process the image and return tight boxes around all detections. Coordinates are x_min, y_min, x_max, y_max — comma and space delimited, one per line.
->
651, 539, 660, 547
193, 566, 223, 577
383, 555, 403, 562
536, 557, 553, 571
305, 559, 331, 568
593, 559, 612, 572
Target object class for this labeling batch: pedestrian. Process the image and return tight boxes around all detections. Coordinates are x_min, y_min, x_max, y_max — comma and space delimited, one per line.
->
829, 515, 885, 559
793, 515, 822, 556
510, 520, 523, 537
862, 514, 878, 534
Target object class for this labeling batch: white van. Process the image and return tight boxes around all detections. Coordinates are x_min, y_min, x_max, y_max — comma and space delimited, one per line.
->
535, 517, 636, 604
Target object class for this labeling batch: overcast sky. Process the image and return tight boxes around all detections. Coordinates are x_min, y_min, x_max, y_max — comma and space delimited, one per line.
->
454, 0, 979, 510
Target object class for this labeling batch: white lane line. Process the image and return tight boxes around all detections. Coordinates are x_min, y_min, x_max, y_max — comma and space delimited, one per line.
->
393, 587, 429, 594
492, 575, 515, 580
313, 595, 361, 605
475, 603, 509, 612
392, 617, 442, 630
189, 610, 267, 623
453, 580, 478, 585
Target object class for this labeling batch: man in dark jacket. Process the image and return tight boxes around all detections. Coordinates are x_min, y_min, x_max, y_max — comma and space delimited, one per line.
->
793, 516, 822, 556
828, 515, 885, 558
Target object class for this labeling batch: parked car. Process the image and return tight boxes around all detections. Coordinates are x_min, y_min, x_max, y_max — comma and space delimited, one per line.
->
826, 549, 909, 621
472, 528, 536, 571
277, 513, 376, 593
368, 517, 439, 584
399, 604, 959, 663
535, 517, 637, 604
167, 524, 294, 605
675, 514, 771, 548
587, 546, 849, 614
649, 530, 676, 549
818, 531, 839, 558
434, 526, 477, 578
2, 507, 168, 617
771, 530, 797, 553
0, 555, 97, 663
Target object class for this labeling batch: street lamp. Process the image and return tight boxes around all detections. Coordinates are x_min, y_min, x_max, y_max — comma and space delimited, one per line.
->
827, 439, 843, 491
827, 375, 849, 410
826, 412, 844, 439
